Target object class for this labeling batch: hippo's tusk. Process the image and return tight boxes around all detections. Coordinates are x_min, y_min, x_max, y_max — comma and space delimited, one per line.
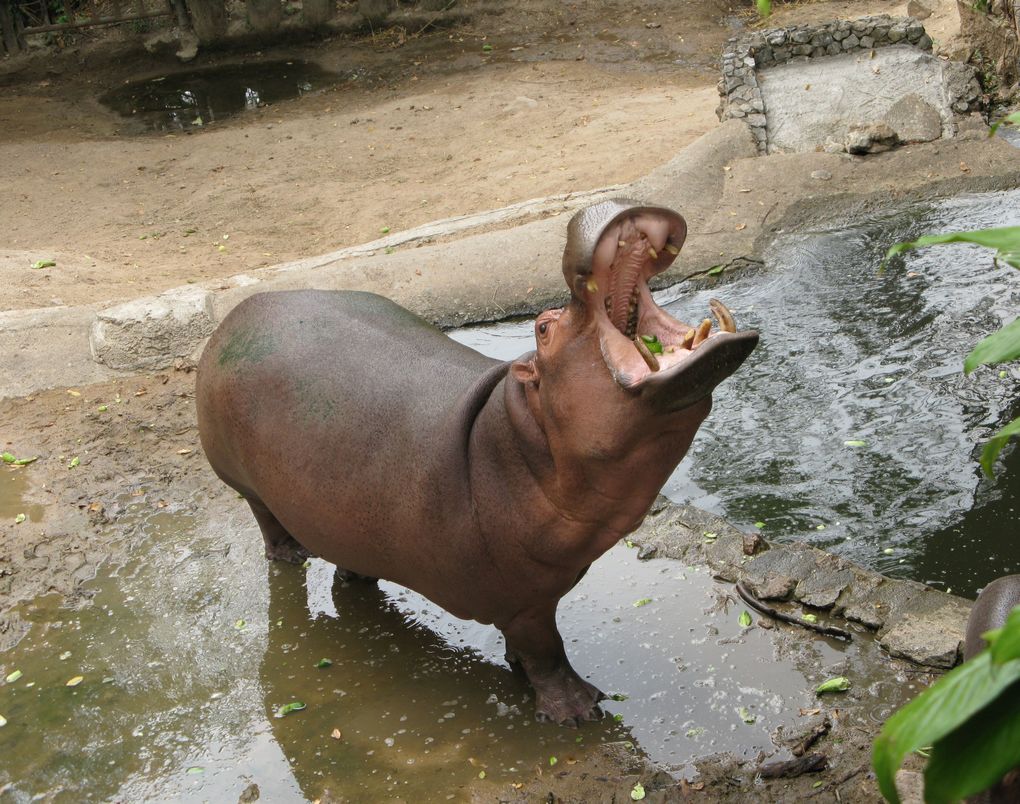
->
709, 298, 736, 334
647, 246, 658, 260
664, 242, 680, 256
681, 329, 695, 348
633, 336, 660, 371
691, 318, 712, 347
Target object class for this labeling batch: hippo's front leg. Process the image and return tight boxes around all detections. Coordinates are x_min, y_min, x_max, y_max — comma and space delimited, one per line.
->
500, 604, 605, 726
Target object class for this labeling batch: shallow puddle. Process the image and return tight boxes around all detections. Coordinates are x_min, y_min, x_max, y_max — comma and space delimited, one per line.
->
0, 468, 44, 524
452, 189, 1020, 598
0, 483, 916, 801
99, 60, 340, 133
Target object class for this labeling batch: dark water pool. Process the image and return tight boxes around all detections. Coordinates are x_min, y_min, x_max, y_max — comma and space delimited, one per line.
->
452, 189, 1020, 598
99, 60, 339, 133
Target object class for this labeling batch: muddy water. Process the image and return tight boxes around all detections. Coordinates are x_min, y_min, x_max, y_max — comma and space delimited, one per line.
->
99, 60, 340, 133
451, 189, 1020, 598
0, 476, 915, 801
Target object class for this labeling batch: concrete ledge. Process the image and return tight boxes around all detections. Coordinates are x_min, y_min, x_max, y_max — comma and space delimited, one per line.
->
89, 285, 216, 371
632, 501, 971, 668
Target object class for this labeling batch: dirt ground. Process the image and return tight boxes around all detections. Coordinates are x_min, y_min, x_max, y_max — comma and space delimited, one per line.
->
0, 0, 903, 311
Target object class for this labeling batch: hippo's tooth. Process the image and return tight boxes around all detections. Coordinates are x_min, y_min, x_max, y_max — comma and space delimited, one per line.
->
619, 240, 627, 248
587, 278, 599, 293
664, 243, 680, 256
692, 318, 712, 347
681, 329, 695, 348
709, 298, 736, 333
633, 336, 660, 371
647, 246, 658, 260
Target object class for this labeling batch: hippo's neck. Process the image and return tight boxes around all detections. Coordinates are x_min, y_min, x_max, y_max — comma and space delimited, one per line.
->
469, 375, 682, 571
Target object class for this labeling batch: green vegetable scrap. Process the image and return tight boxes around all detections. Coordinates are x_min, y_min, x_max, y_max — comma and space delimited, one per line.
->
802, 613, 818, 624
633, 598, 653, 608
315, 658, 333, 668
640, 334, 664, 355
5, 670, 23, 683
275, 701, 307, 718
631, 782, 646, 801
14, 513, 25, 524
68, 456, 80, 469
2, 452, 38, 466
739, 610, 752, 628
816, 676, 851, 694
30, 259, 56, 270
844, 440, 867, 448
738, 707, 756, 724
549, 756, 558, 766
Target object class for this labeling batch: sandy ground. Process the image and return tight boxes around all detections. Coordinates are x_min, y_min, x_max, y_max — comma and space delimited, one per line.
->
0, 0, 904, 311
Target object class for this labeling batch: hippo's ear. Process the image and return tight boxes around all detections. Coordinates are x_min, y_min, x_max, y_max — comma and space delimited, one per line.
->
510, 356, 539, 385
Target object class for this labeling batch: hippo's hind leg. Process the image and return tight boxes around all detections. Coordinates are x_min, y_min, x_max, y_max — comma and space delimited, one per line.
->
500, 604, 605, 727
245, 497, 312, 564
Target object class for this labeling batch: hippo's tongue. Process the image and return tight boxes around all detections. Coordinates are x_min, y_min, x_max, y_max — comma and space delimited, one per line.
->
563, 200, 757, 405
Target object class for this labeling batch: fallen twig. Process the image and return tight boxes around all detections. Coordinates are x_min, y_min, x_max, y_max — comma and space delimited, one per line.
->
736, 581, 853, 641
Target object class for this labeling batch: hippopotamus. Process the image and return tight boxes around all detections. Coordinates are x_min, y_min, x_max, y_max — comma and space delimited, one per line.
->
963, 575, 1020, 803
196, 199, 758, 725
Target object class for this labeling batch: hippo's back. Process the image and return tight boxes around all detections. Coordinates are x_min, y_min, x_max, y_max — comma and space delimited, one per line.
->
196, 290, 504, 575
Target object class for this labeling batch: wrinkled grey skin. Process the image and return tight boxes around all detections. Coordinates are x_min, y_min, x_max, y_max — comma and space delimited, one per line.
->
196, 201, 757, 725
963, 575, 1020, 803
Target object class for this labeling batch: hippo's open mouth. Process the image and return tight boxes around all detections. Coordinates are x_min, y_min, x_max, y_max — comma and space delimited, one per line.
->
565, 201, 758, 405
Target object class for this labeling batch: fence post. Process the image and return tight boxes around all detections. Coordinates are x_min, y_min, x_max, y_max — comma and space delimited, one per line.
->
0, 0, 25, 53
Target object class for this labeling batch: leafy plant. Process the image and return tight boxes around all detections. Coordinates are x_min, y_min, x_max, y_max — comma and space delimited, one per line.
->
884, 224, 1020, 475
872, 605, 1020, 802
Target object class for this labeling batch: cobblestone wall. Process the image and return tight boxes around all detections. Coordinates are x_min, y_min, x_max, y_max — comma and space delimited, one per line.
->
717, 15, 981, 153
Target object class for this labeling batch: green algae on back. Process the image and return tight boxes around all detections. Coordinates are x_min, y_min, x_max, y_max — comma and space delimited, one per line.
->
218, 327, 278, 367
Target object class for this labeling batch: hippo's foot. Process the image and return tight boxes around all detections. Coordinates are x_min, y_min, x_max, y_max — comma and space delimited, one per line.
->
335, 566, 378, 584
246, 497, 312, 564
530, 664, 606, 727
506, 648, 605, 727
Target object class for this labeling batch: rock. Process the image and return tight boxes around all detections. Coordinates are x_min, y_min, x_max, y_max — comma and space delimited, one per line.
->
637, 543, 658, 560
884, 93, 943, 143
879, 610, 963, 668
906, 0, 932, 21
810, 169, 833, 180
238, 782, 260, 803
90, 286, 216, 371
845, 123, 899, 154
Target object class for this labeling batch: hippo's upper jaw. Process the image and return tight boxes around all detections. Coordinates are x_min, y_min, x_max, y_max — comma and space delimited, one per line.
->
563, 199, 758, 412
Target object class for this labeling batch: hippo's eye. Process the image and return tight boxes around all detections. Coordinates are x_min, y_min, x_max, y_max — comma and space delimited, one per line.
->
538, 322, 549, 335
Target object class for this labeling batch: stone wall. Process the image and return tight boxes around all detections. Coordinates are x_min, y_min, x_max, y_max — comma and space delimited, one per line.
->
718, 15, 982, 153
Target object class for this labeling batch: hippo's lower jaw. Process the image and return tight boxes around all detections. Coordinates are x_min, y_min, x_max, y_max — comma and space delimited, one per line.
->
568, 202, 758, 408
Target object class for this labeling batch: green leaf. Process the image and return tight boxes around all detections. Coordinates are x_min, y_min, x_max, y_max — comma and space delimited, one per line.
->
964, 318, 1020, 373
872, 652, 1020, 803
234, 619, 246, 630
802, 613, 818, 624
14, 513, 25, 524
738, 706, 756, 724
30, 259, 56, 270
706, 265, 725, 276
610, 692, 629, 701
989, 110, 1020, 137
613, 712, 624, 722
739, 610, 752, 627
756, 0, 772, 18
633, 598, 653, 608
923, 680, 1020, 803
315, 658, 333, 668
67, 456, 79, 469
1, 452, 14, 463
754, 521, 765, 528
979, 416, 1020, 478
12, 456, 38, 466
482, 44, 493, 52
5, 670, 23, 683
816, 676, 851, 694
885, 226, 1020, 271
186, 766, 204, 775
631, 782, 646, 800
549, 756, 558, 766
844, 440, 867, 447
989, 606, 1020, 665
275, 701, 306, 717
